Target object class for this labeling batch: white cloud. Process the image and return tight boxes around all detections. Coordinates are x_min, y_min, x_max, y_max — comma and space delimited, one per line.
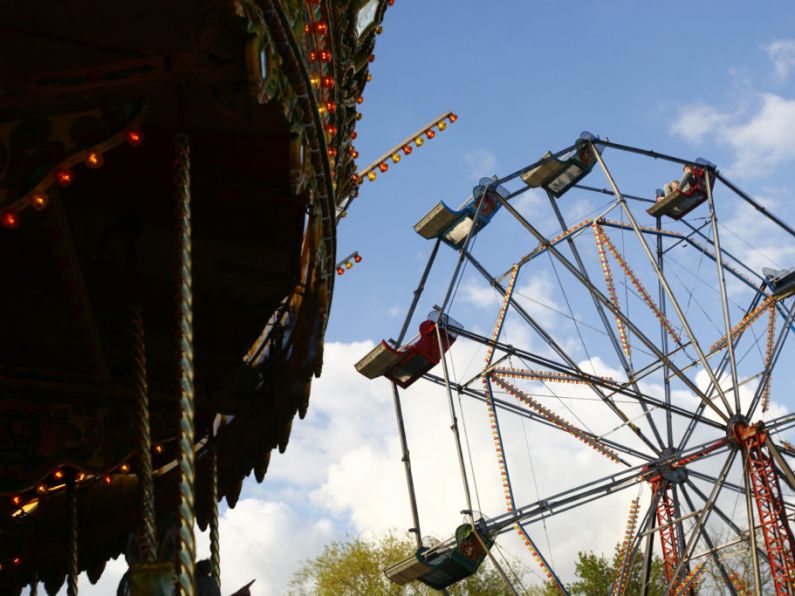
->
670, 93, 795, 177
464, 150, 498, 181
764, 39, 795, 81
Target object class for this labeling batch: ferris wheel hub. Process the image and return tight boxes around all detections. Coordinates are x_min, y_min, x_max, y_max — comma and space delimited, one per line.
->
726, 414, 764, 447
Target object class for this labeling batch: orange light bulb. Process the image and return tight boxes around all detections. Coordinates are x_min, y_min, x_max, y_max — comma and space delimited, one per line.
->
103, 475, 113, 485
378, 162, 388, 172
31, 193, 49, 211
351, 150, 359, 159
337, 267, 345, 275
448, 113, 458, 123
120, 463, 130, 473
414, 137, 424, 147
85, 151, 104, 169
402, 145, 412, 155
314, 21, 328, 34
356, 96, 364, 104
354, 254, 362, 263
1, 211, 20, 229
425, 129, 435, 139
56, 168, 74, 187
10, 496, 21, 506
321, 76, 334, 88
53, 470, 64, 480
154, 444, 164, 454
36, 484, 48, 495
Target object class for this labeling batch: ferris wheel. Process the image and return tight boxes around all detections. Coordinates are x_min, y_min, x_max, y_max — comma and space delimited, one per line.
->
356, 132, 795, 595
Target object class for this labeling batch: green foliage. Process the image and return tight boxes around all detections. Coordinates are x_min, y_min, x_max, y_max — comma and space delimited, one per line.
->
288, 530, 523, 596
567, 544, 666, 596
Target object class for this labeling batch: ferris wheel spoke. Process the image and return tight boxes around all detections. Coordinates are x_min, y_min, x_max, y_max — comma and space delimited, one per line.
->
446, 325, 725, 433
464, 252, 663, 454
494, 192, 731, 423
666, 449, 738, 592
678, 288, 767, 451
746, 300, 795, 420
425, 373, 657, 462
548, 194, 667, 451
679, 484, 739, 594
705, 181, 742, 413
590, 146, 734, 417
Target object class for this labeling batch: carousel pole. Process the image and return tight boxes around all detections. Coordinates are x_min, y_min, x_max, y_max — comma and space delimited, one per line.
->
132, 306, 157, 562
66, 474, 78, 596
174, 132, 197, 595
209, 440, 221, 590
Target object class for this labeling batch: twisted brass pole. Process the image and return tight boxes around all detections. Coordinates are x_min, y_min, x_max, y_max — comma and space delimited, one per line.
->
174, 133, 196, 595
66, 476, 78, 596
209, 442, 220, 590
132, 306, 157, 562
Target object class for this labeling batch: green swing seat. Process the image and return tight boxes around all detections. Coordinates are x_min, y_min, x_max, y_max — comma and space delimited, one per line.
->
521, 131, 604, 198
384, 524, 493, 590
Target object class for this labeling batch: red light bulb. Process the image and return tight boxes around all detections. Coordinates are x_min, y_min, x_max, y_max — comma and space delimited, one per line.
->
321, 76, 335, 88
337, 267, 345, 275
378, 162, 388, 173
351, 131, 358, 140
402, 145, 412, 155
127, 129, 144, 147
1, 211, 20, 229
354, 254, 362, 263
56, 168, 74, 187
448, 113, 458, 123
328, 147, 337, 158
356, 96, 364, 104
425, 129, 435, 139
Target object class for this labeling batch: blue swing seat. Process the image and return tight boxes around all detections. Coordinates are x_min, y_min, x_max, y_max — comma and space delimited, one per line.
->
385, 523, 493, 590
414, 177, 509, 249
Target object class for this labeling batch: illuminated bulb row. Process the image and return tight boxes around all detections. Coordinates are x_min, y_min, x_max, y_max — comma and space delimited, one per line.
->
547, 218, 594, 247
672, 562, 706, 596
594, 224, 682, 346
492, 366, 613, 385
611, 498, 640, 596
1, 130, 143, 231
710, 295, 775, 352
355, 113, 458, 184
515, 524, 562, 589
491, 375, 621, 463
762, 303, 776, 413
728, 572, 750, 595
593, 223, 631, 358
335, 251, 363, 276
479, 265, 521, 527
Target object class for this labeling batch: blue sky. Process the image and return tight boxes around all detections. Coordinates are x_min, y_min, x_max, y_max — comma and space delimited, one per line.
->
74, 3, 795, 594
331, 0, 795, 343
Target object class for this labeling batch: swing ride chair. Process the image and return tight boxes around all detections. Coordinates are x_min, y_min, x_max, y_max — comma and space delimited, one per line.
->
354, 311, 462, 389
647, 158, 718, 220
362, 131, 795, 595
414, 177, 510, 249
384, 522, 493, 590
520, 131, 605, 198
